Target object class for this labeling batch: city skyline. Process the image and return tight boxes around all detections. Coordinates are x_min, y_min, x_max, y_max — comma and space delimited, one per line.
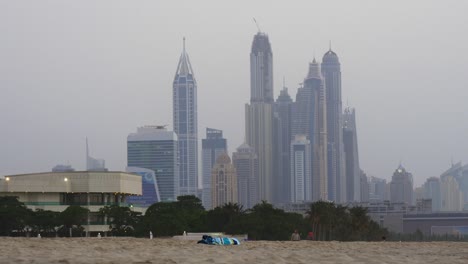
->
1, 1, 468, 187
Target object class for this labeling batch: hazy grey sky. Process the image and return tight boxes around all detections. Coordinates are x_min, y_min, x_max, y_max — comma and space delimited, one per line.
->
1, 0, 467, 186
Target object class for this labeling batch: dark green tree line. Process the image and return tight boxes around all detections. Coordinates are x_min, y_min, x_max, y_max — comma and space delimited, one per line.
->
2, 195, 388, 241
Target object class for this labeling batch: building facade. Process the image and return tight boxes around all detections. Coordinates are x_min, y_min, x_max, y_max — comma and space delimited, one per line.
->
440, 175, 464, 211
245, 32, 274, 202
0, 171, 142, 233
173, 38, 198, 196
273, 87, 293, 204
343, 107, 360, 202
126, 166, 161, 209
211, 153, 238, 208
291, 60, 328, 201
232, 143, 259, 209
369, 176, 388, 203
127, 125, 179, 202
201, 128, 227, 210
290, 135, 312, 202
322, 48, 346, 204
440, 162, 468, 210
423, 177, 441, 211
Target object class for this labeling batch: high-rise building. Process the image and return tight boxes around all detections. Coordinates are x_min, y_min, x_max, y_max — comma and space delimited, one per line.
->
173, 38, 198, 196
291, 60, 328, 201
273, 86, 293, 204
201, 128, 227, 210
343, 107, 360, 202
245, 32, 274, 202
389, 165, 414, 205
211, 153, 238, 208
232, 143, 259, 209
322, 48, 346, 204
423, 177, 441, 211
290, 135, 312, 202
250, 32, 273, 104
127, 126, 179, 202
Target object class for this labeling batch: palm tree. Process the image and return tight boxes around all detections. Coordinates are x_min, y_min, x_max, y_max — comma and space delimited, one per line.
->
306, 201, 335, 240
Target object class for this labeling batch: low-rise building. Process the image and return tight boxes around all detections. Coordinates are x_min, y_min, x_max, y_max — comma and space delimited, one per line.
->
0, 171, 142, 234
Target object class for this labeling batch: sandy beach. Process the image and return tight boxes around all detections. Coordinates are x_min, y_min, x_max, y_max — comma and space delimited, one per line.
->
0, 237, 467, 264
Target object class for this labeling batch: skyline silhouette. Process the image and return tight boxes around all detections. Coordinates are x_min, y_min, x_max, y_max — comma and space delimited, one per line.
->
1, 1, 467, 187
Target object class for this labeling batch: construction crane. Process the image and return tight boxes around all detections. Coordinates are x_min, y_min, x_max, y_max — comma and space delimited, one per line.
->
253, 17, 261, 32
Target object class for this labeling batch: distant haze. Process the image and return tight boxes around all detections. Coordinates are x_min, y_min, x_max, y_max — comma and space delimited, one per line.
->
1, 0, 467, 186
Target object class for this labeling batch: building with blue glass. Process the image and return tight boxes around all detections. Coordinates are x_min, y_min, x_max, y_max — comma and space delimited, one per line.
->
291, 60, 328, 202
173, 38, 198, 196
322, 48, 346, 203
201, 128, 227, 210
290, 135, 312, 202
127, 126, 179, 202
245, 32, 274, 203
126, 166, 161, 208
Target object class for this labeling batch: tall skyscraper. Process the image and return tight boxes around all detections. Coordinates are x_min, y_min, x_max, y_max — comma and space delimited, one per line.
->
322, 48, 345, 203
211, 153, 238, 208
389, 165, 414, 205
343, 107, 360, 202
291, 60, 328, 201
173, 38, 198, 196
273, 86, 293, 204
127, 125, 179, 202
233, 142, 259, 209
250, 32, 273, 103
201, 128, 227, 210
290, 135, 312, 202
245, 32, 274, 202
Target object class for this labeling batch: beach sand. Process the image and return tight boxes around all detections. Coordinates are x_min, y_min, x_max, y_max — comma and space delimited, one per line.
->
1, 237, 467, 264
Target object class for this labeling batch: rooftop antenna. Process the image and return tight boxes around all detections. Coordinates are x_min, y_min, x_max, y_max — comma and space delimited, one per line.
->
183, 37, 186, 52
253, 18, 261, 32
329, 40, 332, 51
283, 76, 286, 89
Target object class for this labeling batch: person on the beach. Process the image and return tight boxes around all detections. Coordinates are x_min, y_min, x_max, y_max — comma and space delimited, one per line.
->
291, 230, 300, 241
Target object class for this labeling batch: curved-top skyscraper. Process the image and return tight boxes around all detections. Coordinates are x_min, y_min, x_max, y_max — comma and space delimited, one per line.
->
322, 47, 346, 203
173, 38, 198, 196
245, 32, 274, 202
